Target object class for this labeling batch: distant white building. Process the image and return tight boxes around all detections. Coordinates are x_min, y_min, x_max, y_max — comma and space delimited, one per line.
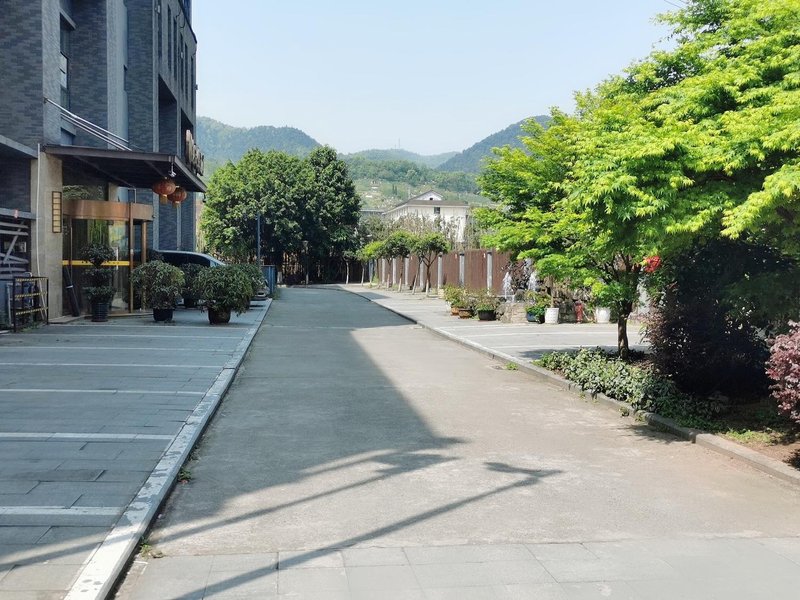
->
383, 191, 469, 243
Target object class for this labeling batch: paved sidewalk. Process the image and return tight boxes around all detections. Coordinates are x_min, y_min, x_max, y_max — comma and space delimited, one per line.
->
341, 285, 647, 363
114, 287, 800, 600
0, 302, 269, 600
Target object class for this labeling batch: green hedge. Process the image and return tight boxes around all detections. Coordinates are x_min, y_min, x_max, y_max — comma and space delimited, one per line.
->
537, 349, 728, 426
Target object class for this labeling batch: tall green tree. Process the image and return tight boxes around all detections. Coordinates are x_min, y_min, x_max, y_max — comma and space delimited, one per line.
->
201, 149, 312, 264
201, 147, 361, 279
478, 0, 800, 357
306, 146, 361, 260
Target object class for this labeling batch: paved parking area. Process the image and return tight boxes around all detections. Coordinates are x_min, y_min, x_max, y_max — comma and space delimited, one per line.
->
0, 303, 268, 600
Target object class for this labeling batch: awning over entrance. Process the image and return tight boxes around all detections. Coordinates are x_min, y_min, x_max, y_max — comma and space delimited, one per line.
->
0, 135, 37, 159
42, 145, 207, 193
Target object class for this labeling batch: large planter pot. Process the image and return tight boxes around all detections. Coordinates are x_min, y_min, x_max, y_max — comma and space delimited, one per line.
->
450, 305, 460, 316
208, 307, 231, 325
544, 307, 560, 324
90, 301, 109, 323
526, 312, 544, 324
153, 308, 174, 322
457, 308, 474, 319
477, 309, 496, 321
595, 307, 611, 324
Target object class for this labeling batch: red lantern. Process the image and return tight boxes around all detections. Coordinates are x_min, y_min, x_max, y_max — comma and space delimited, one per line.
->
152, 177, 177, 204
168, 186, 187, 207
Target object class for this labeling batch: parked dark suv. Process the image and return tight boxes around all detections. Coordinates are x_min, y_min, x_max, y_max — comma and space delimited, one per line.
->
155, 250, 225, 268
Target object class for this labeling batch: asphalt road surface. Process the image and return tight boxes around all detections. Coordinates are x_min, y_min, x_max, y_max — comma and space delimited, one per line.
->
115, 287, 800, 600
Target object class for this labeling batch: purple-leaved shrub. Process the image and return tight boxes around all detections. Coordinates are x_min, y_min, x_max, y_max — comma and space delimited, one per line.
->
767, 322, 800, 424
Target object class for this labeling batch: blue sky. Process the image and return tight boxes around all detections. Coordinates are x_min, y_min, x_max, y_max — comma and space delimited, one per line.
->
193, 1, 675, 155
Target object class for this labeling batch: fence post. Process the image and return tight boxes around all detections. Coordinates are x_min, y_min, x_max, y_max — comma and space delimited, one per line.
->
486, 250, 493, 292
458, 252, 465, 288
437, 253, 443, 291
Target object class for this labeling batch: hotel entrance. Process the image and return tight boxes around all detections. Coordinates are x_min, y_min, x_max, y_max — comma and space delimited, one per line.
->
61, 199, 153, 316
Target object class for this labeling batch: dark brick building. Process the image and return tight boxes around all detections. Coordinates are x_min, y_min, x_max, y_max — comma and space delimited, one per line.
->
0, 0, 205, 320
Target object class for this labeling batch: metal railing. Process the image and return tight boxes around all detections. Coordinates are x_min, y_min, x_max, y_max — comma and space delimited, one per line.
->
11, 276, 48, 332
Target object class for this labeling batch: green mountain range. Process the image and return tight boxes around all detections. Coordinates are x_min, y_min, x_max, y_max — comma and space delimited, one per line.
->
437, 115, 550, 173
197, 115, 548, 174
341, 148, 457, 169
197, 117, 321, 164
196, 115, 548, 207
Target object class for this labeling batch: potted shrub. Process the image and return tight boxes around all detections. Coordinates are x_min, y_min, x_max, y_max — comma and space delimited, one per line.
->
544, 305, 560, 324
524, 291, 550, 324
179, 263, 206, 308
590, 283, 615, 324
82, 243, 115, 322
131, 260, 185, 322
455, 291, 477, 319
196, 265, 252, 324
474, 290, 500, 321
233, 263, 268, 300
443, 284, 463, 316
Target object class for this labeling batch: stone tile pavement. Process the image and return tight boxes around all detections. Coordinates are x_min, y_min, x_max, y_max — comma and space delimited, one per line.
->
0, 302, 269, 600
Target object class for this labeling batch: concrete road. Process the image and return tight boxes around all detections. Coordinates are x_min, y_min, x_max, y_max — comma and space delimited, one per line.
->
115, 288, 800, 599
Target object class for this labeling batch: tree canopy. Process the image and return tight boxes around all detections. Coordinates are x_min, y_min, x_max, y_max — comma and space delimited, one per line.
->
201, 147, 360, 266
476, 0, 800, 357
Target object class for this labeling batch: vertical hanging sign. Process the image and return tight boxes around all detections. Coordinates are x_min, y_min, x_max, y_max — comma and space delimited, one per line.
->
52, 191, 62, 233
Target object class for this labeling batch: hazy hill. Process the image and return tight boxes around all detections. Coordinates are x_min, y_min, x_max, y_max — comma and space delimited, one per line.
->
197, 117, 321, 164
342, 148, 457, 168
437, 115, 550, 173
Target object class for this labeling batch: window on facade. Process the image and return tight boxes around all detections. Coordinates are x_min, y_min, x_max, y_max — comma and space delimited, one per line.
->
157, 3, 162, 60
59, 18, 72, 109
167, 6, 172, 70
191, 55, 195, 109
434, 206, 441, 215
179, 36, 185, 96
173, 18, 178, 80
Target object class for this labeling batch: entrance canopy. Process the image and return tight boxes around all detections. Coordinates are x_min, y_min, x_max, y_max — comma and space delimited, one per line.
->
43, 145, 206, 193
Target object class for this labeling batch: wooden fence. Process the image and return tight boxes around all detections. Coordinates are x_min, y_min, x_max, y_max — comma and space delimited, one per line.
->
371, 249, 514, 295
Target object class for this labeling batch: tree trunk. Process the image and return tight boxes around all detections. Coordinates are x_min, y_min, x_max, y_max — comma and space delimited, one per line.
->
397, 262, 403, 292
617, 300, 633, 360
425, 264, 431, 295
345, 262, 350, 285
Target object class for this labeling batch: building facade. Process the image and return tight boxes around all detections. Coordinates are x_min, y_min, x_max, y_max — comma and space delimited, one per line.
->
382, 190, 470, 243
0, 0, 205, 322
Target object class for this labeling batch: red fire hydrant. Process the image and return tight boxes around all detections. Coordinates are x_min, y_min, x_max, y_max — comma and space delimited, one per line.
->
575, 300, 584, 323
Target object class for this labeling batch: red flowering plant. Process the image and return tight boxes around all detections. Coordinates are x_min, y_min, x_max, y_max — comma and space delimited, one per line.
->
642, 255, 662, 273
766, 322, 800, 424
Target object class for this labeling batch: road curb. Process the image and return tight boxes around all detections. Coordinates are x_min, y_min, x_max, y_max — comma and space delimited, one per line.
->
341, 286, 800, 489
65, 300, 272, 600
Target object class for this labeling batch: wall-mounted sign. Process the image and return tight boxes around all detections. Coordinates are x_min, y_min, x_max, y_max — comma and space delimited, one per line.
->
185, 130, 204, 176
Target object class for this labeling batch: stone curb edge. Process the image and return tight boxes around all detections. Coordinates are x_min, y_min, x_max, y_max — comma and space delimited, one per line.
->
340, 286, 800, 489
65, 300, 273, 600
